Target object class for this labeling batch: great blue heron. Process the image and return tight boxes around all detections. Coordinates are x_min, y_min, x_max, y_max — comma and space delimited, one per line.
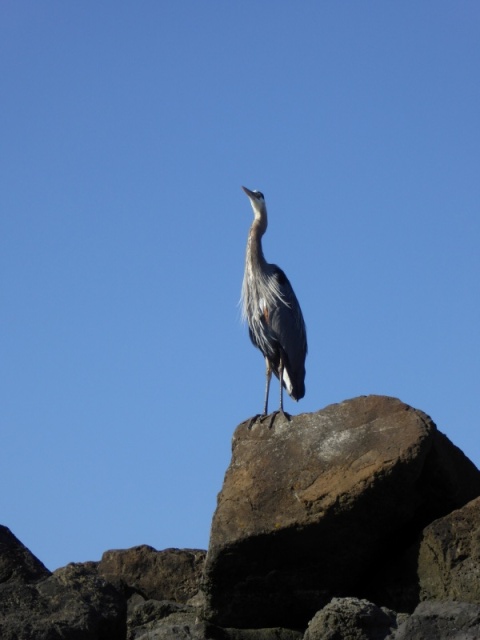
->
241, 186, 307, 424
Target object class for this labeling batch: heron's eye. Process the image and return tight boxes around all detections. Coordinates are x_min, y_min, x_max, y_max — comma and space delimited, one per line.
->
255, 191, 264, 200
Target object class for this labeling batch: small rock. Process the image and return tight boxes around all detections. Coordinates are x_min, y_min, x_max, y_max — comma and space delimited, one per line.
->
304, 598, 398, 640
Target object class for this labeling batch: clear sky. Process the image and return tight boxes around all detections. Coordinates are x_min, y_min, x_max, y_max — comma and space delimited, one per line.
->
1, 2, 479, 571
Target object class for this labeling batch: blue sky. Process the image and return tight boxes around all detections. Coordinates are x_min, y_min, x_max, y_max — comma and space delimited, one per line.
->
1, 2, 479, 571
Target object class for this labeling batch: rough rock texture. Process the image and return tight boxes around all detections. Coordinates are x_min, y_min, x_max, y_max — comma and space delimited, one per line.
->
304, 598, 400, 640
98, 545, 206, 603
393, 600, 480, 639
0, 526, 124, 639
126, 595, 303, 639
98, 547, 206, 639
0, 524, 50, 584
203, 395, 480, 629
418, 496, 480, 603
127, 599, 202, 639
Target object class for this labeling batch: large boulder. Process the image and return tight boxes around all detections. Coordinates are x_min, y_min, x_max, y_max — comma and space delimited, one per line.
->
418, 496, 480, 603
202, 396, 480, 629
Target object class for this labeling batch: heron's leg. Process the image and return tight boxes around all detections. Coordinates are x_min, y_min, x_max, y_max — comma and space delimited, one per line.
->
263, 358, 272, 416
279, 359, 284, 413
260, 361, 285, 429
247, 360, 273, 429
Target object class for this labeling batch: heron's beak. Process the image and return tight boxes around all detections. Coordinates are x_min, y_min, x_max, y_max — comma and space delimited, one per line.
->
242, 186, 256, 199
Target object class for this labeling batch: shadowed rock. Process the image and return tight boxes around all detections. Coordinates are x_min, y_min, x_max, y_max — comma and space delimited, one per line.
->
393, 600, 480, 639
202, 395, 480, 629
418, 496, 480, 603
0, 558, 126, 640
0, 525, 50, 584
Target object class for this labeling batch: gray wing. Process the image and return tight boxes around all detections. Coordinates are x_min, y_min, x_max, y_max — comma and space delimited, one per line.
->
268, 266, 307, 400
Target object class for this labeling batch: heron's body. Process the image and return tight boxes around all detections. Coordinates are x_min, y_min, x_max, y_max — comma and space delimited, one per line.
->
241, 187, 307, 418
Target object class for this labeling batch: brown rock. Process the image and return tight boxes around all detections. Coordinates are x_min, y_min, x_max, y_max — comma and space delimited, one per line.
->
418, 496, 480, 603
202, 396, 480, 629
98, 545, 206, 603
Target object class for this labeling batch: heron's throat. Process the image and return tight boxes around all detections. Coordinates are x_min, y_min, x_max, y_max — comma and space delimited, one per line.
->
246, 218, 267, 269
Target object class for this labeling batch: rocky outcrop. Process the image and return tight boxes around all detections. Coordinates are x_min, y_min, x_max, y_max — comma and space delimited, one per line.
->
0, 529, 202, 640
0, 529, 126, 639
202, 395, 480, 629
2, 396, 480, 639
0, 525, 50, 584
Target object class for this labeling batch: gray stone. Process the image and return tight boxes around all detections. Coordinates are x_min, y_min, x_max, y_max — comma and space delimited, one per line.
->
392, 600, 480, 639
127, 599, 200, 639
304, 598, 398, 640
0, 560, 126, 639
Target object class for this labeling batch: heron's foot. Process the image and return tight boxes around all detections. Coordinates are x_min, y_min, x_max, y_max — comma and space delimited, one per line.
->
259, 410, 291, 429
246, 414, 262, 429
246, 411, 291, 429
263, 411, 278, 429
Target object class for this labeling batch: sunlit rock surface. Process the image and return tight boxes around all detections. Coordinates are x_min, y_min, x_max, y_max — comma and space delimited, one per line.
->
203, 395, 480, 629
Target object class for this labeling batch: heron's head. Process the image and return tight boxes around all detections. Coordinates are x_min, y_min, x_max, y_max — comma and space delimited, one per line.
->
242, 186, 266, 219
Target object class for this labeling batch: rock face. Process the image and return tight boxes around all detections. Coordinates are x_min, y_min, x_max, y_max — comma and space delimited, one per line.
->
418, 496, 480, 603
0, 528, 126, 640
2, 396, 480, 639
393, 600, 480, 640
202, 395, 480, 629
98, 545, 205, 603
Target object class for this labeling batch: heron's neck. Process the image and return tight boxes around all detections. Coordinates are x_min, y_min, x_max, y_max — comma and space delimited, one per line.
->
246, 217, 268, 270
